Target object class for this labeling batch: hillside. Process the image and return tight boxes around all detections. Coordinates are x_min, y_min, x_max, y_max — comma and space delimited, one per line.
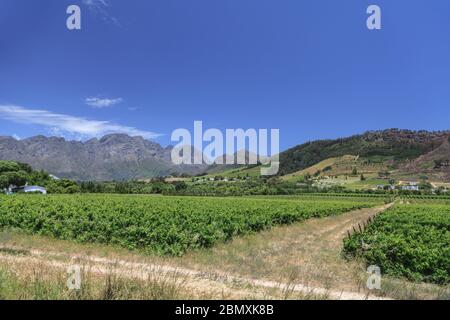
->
278, 129, 449, 176
401, 139, 450, 181
207, 129, 450, 183
282, 155, 360, 180
0, 134, 206, 180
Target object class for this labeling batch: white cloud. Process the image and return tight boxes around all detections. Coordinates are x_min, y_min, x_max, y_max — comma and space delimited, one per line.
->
82, 0, 120, 26
85, 97, 123, 108
0, 105, 161, 140
83, 0, 108, 7
12, 134, 21, 140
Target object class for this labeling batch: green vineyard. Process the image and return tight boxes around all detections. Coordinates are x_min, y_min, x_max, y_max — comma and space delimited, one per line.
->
344, 204, 450, 284
0, 194, 377, 255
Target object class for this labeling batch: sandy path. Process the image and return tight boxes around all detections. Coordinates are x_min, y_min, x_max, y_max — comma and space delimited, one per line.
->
175, 202, 394, 292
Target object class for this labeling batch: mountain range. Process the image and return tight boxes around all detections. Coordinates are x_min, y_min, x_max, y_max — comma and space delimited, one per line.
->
0, 134, 205, 180
1, 129, 450, 181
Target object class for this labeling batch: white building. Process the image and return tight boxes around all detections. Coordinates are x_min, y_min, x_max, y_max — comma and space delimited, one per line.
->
10, 185, 47, 194
401, 182, 419, 191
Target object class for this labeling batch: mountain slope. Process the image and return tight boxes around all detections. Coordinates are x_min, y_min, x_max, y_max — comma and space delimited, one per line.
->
205, 129, 450, 182
401, 139, 450, 180
0, 134, 205, 180
278, 129, 449, 176
281, 155, 360, 181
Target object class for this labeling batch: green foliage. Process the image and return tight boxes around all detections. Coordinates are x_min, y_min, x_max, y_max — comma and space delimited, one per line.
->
0, 194, 375, 256
0, 175, 7, 190
0, 161, 31, 189
344, 204, 450, 284
78, 180, 175, 194
0, 161, 29, 174
46, 179, 80, 194
0, 160, 79, 194
0, 161, 35, 189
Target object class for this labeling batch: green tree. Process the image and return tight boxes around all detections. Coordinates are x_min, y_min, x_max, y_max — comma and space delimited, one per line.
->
5, 171, 28, 187
0, 175, 9, 189
0, 160, 20, 174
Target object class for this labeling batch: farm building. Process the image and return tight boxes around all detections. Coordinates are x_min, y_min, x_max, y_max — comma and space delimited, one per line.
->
376, 184, 395, 191
400, 182, 420, 191
10, 185, 47, 194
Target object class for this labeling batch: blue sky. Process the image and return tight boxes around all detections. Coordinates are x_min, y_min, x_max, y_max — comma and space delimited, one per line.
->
1, 0, 450, 150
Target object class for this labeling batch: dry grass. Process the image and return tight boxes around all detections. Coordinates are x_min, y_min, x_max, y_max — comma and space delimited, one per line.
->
0, 259, 189, 300
0, 247, 322, 300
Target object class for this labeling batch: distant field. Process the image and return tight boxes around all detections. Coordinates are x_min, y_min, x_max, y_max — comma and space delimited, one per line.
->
282, 155, 357, 181
399, 195, 450, 203
281, 155, 390, 182
249, 193, 391, 202
203, 165, 262, 179
0, 194, 378, 255
344, 203, 450, 284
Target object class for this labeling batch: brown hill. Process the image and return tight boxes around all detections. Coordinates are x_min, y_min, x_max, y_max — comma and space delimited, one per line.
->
402, 139, 450, 181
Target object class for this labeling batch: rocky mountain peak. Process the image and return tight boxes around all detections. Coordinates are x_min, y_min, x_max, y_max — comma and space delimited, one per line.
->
0, 134, 206, 180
